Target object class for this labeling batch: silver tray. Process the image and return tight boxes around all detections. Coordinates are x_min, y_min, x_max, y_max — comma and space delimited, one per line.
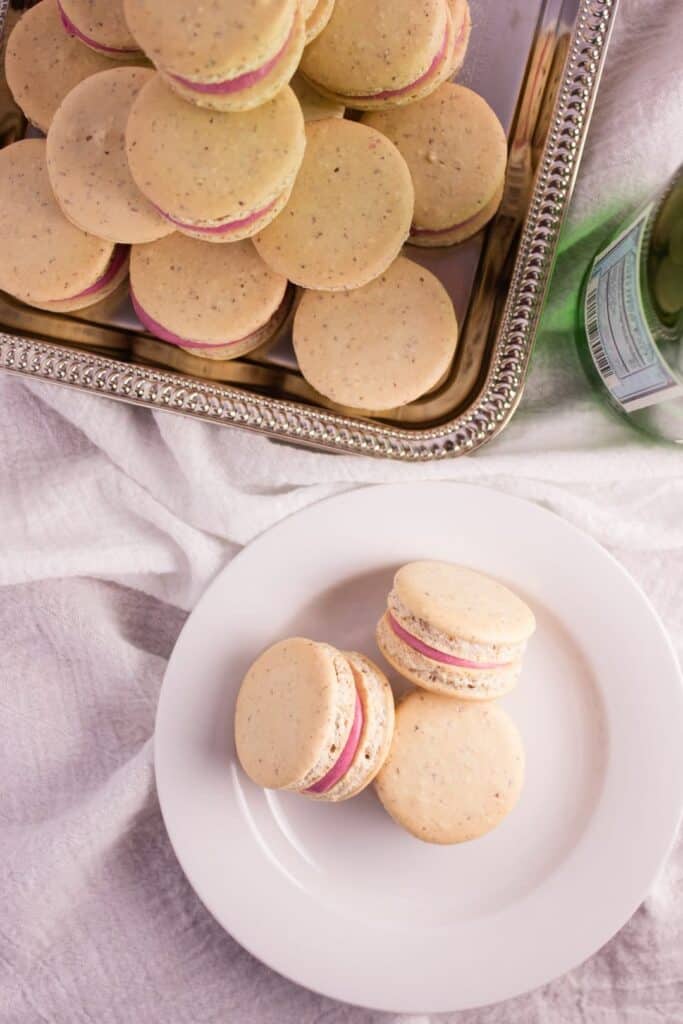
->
0, 0, 618, 460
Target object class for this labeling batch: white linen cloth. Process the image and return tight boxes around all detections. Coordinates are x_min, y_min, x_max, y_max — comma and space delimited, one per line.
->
1, 1, 682, 1020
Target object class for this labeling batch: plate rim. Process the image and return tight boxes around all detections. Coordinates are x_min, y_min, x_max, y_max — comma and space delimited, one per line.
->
155, 481, 683, 1013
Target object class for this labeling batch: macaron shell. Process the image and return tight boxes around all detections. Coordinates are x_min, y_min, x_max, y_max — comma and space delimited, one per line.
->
47, 68, 172, 244
300, 0, 448, 98
292, 257, 457, 410
129, 235, 288, 347
394, 561, 536, 645
0, 139, 116, 305
307, 652, 395, 801
254, 119, 413, 291
60, 0, 139, 52
123, 0, 296, 81
162, 7, 306, 113
376, 611, 521, 700
305, 0, 336, 43
375, 691, 525, 844
134, 283, 294, 362
314, 4, 457, 111
126, 76, 305, 228
4, 0, 136, 134
163, 182, 294, 245
447, 0, 471, 76
11, 251, 130, 313
234, 638, 357, 791
291, 73, 345, 121
363, 83, 507, 233
409, 181, 504, 248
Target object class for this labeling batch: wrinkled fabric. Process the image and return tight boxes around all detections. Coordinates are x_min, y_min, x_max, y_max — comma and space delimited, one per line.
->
1, 0, 682, 1020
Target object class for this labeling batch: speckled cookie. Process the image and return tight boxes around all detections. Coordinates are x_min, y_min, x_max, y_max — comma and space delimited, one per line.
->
293, 257, 457, 410
235, 637, 394, 801
291, 73, 345, 121
299, 0, 468, 110
253, 119, 413, 290
4, 0, 137, 134
363, 83, 507, 247
58, 0, 140, 57
130, 234, 290, 359
304, 0, 336, 42
123, 0, 305, 112
375, 691, 525, 844
46, 68, 171, 244
0, 139, 127, 312
126, 75, 305, 242
376, 561, 536, 700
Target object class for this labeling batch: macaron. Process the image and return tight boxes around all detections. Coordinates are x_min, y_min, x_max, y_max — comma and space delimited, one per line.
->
291, 73, 345, 122
126, 75, 305, 242
303, 0, 336, 42
123, 0, 305, 112
46, 68, 172, 244
363, 83, 507, 246
130, 234, 291, 360
4, 0, 136, 134
299, 0, 469, 110
0, 139, 128, 312
447, 0, 472, 77
375, 691, 525, 844
293, 257, 458, 411
253, 118, 413, 290
376, 561, 536, 699
57, 0, 140, 58
235, 638, 395, 802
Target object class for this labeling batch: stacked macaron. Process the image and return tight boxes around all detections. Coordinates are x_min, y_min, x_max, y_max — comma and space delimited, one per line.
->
376, 561, 536, 700
1, 0, 507, 389
233, 559, 534, 844
374, 560, 534, 843
123, 0, 306, 112
235, 638, 395, 801
0, 139, 129, 312
130, 235, 293, 359
299, 0, 471, 110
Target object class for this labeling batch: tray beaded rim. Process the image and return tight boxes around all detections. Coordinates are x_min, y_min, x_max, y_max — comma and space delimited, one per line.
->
0, 0, 617, 460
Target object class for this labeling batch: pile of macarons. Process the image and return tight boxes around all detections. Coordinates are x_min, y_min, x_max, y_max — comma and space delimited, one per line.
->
1, 0, 507, 413
235, 560, 536, 845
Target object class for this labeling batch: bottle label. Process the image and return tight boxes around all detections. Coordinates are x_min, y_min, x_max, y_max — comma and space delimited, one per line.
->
584, 203, 683, 412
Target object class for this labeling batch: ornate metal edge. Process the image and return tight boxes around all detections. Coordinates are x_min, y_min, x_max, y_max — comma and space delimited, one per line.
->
0, 0, 618, 460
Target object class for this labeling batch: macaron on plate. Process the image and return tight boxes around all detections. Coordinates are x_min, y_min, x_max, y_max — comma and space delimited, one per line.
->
156, 482, 683, 1013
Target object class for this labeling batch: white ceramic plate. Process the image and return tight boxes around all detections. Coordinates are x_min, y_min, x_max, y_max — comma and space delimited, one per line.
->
155, 483, 683, 1013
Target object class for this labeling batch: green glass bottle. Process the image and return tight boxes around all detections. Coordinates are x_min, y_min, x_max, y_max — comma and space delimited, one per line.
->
577, 166, 683, 443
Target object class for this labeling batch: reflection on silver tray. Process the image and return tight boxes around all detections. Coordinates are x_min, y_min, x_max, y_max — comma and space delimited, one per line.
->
0, 0, 618, 459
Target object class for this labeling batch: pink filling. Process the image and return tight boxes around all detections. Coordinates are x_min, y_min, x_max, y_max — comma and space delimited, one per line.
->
306, 692, 363, 795
351, 16, 459, 102
67, 245, 129, 301
57, 2, 140, 55
388, 614, 511, 670
131, 289, 262, 350
152, 195, 281, 237
168, 20, 294, 96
